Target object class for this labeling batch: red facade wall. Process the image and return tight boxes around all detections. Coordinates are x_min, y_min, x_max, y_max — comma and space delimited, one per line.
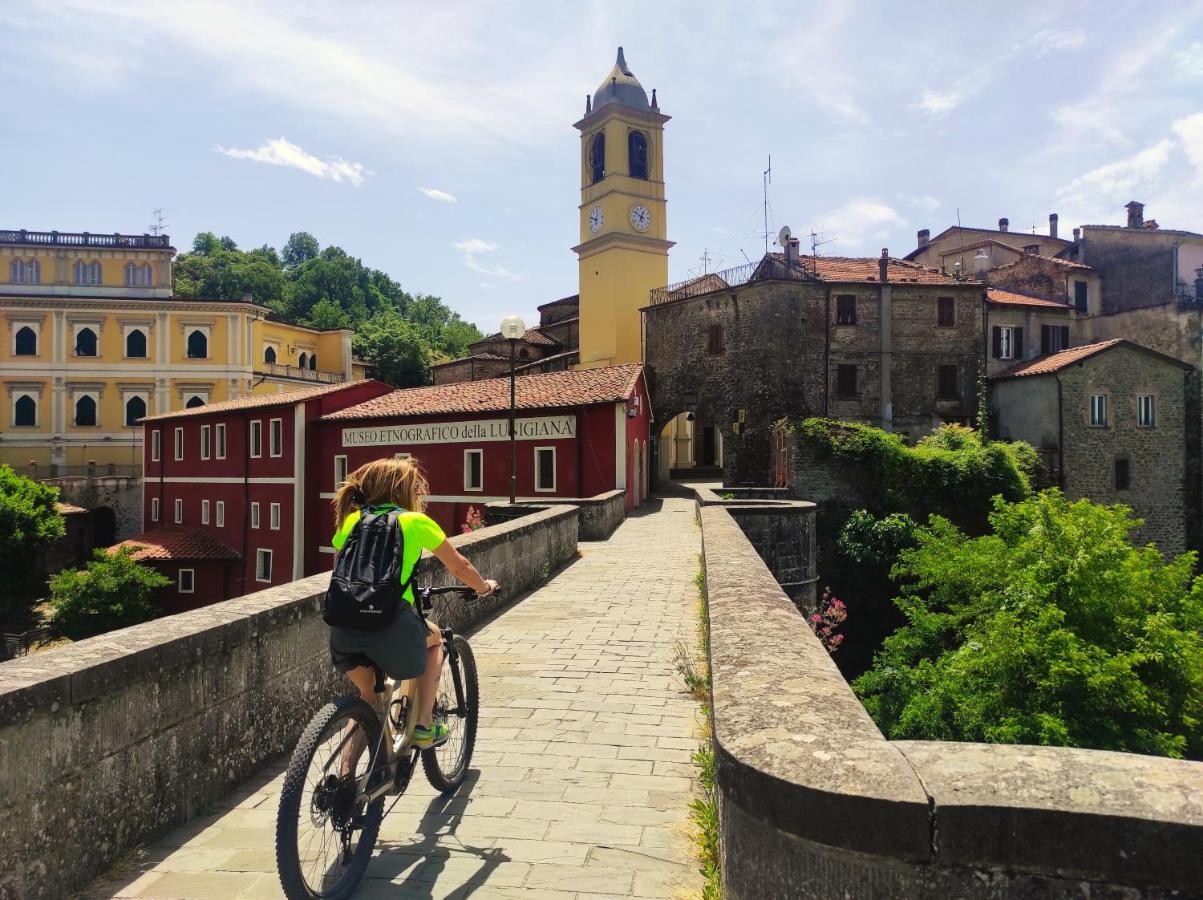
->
149, 560, 237, 615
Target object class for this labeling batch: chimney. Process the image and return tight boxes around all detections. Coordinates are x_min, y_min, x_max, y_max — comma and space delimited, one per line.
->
1073, 227, 1081, 242
999, 217, 1009, 233
1126, 201, 1144, 228
974, 249, 989, 278
241, 290, 253, 303
1049, 213, 1059, 240
917, 228, 930, 249
879, 248, 889, 283
784, 237, 800, 265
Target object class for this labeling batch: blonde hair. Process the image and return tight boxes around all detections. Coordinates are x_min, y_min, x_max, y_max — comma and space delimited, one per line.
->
333, 457, 429, 526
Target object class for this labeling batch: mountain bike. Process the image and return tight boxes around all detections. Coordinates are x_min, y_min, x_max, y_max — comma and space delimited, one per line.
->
275, 585, 482, 899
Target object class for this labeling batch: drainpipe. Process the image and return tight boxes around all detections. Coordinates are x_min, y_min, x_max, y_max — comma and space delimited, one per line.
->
824, 287, 832, 416
1053, 374, 1066, 489
238, 411, 250, 597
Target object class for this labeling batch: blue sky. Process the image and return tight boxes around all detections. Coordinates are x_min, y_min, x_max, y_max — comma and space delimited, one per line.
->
2, 1, 1202, 331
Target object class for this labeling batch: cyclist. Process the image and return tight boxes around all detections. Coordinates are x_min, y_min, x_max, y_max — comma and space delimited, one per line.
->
329, 457, 498, 749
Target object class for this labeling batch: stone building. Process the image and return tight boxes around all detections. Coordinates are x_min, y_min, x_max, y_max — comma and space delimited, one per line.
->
906, 214, 1073, 276
991, 339, 1191, 556
984, 287, 1075, 377
644, 251, 984, 484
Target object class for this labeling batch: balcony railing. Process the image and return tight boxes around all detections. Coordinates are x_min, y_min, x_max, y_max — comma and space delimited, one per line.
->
0, 229, 172, 249
256, 362, 345, 384
649, 256, 818, 305
14, 463, 141, 480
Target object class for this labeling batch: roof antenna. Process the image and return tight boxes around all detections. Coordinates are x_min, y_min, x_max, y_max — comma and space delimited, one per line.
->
762, 154, 772, 256
149, 207, 169, 236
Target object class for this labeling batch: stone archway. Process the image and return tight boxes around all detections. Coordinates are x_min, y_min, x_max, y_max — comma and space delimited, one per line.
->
92, 506, 117, 548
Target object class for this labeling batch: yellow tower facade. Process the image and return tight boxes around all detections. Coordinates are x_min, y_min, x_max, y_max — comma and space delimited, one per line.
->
574, 48, 673, 368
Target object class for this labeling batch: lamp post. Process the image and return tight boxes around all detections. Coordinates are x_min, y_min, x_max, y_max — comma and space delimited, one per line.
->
499, 315, 526, 504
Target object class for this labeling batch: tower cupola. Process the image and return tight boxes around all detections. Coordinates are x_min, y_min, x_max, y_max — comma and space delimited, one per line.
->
592, 47, 650, 111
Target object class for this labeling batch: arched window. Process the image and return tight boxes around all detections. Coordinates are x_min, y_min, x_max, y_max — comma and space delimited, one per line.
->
124, 262, 152, 287
125, 396, 146, 426
309, 354, 317, 370
74, 260, 102, 285
628, 130, 648, 179
186, 395, 205, 409
298, 352, 307, 369
10, 259, 40, 284
264, 345, 277, 364
74, 327, 98, 357
187, 330, 208, 358
74, 395, 97, 427
589, 132, 605, 183
14, 326, 36, 356
125, 328, 147, 358
14, 395, 36, 427
519, 348, 531, 360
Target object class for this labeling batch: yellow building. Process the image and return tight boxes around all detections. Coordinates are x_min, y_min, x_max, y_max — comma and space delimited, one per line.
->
0, 228, 363, 473
574, 48, 673, 368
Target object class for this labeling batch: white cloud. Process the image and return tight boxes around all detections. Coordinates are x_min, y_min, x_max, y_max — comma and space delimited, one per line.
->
913, 89, 965, 117
900, 194, 941, 212
215, 137, 367, 185
1029, 29, 1085, 56
1173, 42, 1203, 79
453, 238, 498, 254
452, 237, 523, 282
1171, 113, 1203, 182
419, 187, 456, 203
812, 199, 907, 253
1054, 139, 1175, 224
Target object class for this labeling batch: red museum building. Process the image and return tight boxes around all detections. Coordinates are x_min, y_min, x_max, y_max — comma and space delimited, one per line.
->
133, 365, 650, 609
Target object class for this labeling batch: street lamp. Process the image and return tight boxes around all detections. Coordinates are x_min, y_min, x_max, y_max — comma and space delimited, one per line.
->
500, 314, 526, 504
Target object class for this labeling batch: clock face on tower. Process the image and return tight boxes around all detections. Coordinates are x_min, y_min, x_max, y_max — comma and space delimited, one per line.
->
589, 205, 604, 233
630, 204, 651, 232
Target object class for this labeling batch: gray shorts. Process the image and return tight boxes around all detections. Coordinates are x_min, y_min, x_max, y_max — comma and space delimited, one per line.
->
329, 601, 437, 681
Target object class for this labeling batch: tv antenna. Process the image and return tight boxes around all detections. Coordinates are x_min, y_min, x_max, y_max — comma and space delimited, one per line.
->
699, 248, 712, 274
762, 154, 772, 256
149, 207, 169, 236
808, 228, 836, 258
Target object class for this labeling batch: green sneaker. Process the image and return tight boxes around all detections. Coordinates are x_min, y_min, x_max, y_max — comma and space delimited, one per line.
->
412, 723, 450, 749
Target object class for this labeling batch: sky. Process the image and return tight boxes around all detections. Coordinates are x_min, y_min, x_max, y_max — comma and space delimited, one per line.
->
2, 1, 1203, 331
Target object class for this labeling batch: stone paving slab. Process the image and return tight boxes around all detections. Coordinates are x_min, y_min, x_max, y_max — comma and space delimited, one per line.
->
82, 495, 703, 899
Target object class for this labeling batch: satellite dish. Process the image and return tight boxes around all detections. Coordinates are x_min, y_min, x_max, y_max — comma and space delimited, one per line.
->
777, 225, 792, 247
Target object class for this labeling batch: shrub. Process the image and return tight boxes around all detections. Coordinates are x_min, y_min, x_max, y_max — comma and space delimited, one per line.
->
461, 506, 485, 534
0, 465, 66, 604
853, 491, 1203, 760
49, 548, 171, 640
808, 587, 848, 652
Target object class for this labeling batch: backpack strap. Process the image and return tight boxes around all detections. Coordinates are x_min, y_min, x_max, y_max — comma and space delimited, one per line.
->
388, 509, 420, 603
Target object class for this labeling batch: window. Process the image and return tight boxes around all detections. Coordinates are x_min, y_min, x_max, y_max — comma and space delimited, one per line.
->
185, 395, 205, 409
464, 449, 483, 492
1089, 394, 1108, 427
74, 327, 98, 357
991, 325, 1023, 360
937, 297, 956, 327
201, 499, 210, 525
151, 429, 161, 462
174, 498, 183, 524
216, 501, 225, 527
589, 132, 605, 183
1137, 395, 1156, 428
201, 424, 211, 460
309, 354, 317, 371
937, 364, 959, 400
178, 569, 195, 594
707, 324, 724, 355
74, 395, 97, 427
174, 427, 184, 460
1074, 281, 1088, 313
251, 502, 261, 529
125, 396, 146, 427
150, 497, 159, 522
264, 345, 277, 364
124, 262, 152, 287
394, 452, 411, 460
10, 258, 40, 284
125, 329, 147, 358
215, 423, 227, 459
14, 326, 36, 356
74, 260, 102, 285
1041, 324, 1070, 355
256, 549, 273, 582
250, 420, 263, 457
298, 352, 308, 369
270, 502, 281, 530
836, 295, 857, 325
535, 447, 556, 492
1115, 458, 1131, 491
628, 130, 648, 179
836, 364, 858, 398
186, 329, 208, 359
269, 418, 283, 457
14, 395, 36, 427
334, 455, 348, 489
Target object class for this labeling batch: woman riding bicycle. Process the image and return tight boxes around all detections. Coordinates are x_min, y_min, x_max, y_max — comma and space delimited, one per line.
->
329, 457, 498, 749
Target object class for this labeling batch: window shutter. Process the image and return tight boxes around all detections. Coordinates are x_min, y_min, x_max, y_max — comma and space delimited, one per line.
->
1014, 328, 1023, 358
991, 326, 1002, 359
1041, 325, 1051, 355
1059, 325, 1070, 349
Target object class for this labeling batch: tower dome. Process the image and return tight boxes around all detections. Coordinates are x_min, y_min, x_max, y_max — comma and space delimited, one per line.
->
592, 47, 650, 111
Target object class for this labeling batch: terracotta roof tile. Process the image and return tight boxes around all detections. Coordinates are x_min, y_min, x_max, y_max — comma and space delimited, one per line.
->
990, 340, 1125, 379
323, 363, 642, 420
140, 380, 380, 422
473, 328, 559, 347
771, 253, 971, 285
986, 288, 1071, 310
992, 255, 1095, 273
430, 352, 507, 369
55, 502, 88, 515
537, 294, 580, 310
110, 526, 242, 562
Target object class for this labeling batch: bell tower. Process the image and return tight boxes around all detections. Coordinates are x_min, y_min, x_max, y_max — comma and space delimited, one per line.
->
574, 47, 673, 368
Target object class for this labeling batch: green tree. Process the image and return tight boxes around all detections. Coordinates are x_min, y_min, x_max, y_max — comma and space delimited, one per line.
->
0, 465, 65, 609
353, 311, 431, 387
853, 491, 1203, 760
282, 231, 320, 269
49, 548, 170, 640
306, 298, 351, 331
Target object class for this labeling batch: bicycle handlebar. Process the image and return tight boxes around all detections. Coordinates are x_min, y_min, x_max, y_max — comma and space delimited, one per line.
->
426, 585, 480, 597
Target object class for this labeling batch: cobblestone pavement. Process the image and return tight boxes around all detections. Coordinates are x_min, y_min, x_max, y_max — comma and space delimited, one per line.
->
84, 494, 704, 899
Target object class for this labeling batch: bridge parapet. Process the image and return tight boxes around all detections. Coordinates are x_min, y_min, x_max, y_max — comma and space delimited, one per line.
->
0, 504, 578, 900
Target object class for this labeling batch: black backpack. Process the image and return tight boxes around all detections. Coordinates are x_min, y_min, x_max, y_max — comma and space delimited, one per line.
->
323, 507, 415, 630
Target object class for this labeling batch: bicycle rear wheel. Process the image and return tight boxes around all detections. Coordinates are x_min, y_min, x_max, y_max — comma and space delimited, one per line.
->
422, 634, 479, 793
276, 696, 384, 899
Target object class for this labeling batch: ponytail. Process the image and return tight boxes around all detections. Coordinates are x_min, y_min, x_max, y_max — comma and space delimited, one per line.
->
333, 457, 429, 527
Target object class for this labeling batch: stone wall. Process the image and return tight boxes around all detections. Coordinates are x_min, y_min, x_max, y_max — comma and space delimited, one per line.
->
0, 506, 578, 900
46, 475, 142, 542
1080, 226, 1180, 314
485, 489, 626, 540
700, 504, 1203, 899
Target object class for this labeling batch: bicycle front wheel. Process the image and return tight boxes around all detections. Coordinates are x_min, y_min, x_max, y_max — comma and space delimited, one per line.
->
422, 634, 479, 793
276, 696, 384, 900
